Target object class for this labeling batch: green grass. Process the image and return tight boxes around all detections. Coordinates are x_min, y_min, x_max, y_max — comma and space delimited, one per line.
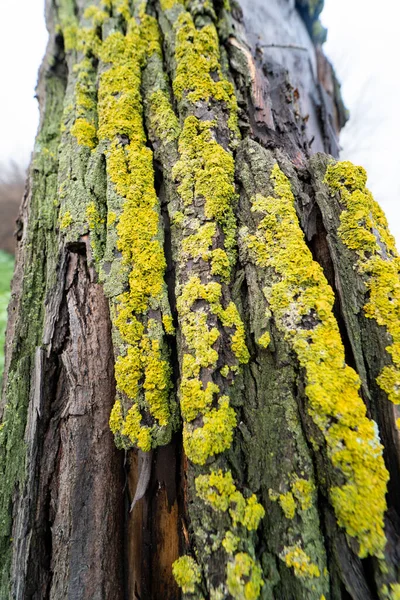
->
0, 251, 14, 380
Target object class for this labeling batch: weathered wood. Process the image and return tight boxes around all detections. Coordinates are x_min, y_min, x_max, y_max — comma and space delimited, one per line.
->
1, 0, 399, 598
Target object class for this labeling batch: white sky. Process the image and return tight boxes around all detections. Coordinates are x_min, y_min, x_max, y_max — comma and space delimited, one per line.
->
0, 0, 398, 239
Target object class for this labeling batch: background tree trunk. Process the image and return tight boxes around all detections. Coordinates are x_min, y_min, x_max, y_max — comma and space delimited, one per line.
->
1, 0, 399, 599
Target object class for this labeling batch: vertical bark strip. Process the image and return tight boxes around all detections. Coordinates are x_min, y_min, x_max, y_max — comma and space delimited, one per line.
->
1, 0, 400, 598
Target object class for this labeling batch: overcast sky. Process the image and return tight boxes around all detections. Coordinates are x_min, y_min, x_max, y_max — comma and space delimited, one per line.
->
0, 0, 398, 240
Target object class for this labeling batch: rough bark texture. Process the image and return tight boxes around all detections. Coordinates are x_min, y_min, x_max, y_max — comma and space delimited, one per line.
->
0, 0, 399, 599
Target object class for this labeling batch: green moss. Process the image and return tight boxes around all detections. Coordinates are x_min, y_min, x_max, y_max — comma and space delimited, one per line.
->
281, 544, 320, 579
226, 553, 264, 600
324, 161, 400, 408
172, 555, 201, 594
244, 163, 389, 558
0, 252, 14, 382
0, 72, 66, 592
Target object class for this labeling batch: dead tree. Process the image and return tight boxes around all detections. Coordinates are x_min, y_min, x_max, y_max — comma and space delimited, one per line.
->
1, 0, 399, 598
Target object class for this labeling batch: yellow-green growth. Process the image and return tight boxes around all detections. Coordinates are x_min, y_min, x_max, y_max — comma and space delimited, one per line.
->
109, 400, 123, 434
173, 117, 237, 265
223, 531, 240, 555
176, 274, 249, 462
160, 0, 183, 9
278, 492, 296, 520
90, 9, 175, 450
173, 12, 238, 133
226, 553, 264, 600
61, 17, 79, 51
183, 397, 236, 464
196, 470, 265, 530
281, 545, 320, 579
324, 161, 400, 407
59, 211, 73, 229
83, 5, 108, 25
257, 331, 270, 349
244, 163, 389, 558
148, 90, 180, 143
172, 555, 201, 594
269, 477, 315, 518
121, 404, 152, 451
162, 314, 175, 335
292, 477, 314, 512
86, 201, 104, 229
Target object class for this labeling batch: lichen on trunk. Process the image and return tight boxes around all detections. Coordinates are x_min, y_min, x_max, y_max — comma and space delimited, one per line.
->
1, 0, 400, 598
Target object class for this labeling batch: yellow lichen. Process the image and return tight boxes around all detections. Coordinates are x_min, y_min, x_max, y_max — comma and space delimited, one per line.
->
281, 544, 320, 579
172, 555, 201, 594
120, 403, 152, 451
173, 117, 237, 263
223, 531, 240, 555
83, 5, 108, 26
257, 331, 270, 349
173, 12, 238, 133
226, 553, 264, 600
87, 9, 176, 450
244, 163, 389, 558
195, 470, 265, 530
183, 397, 236, 464
162, 314, 175, 335
324, 161, 400, 407
59, 210, 73, 229
86, 201, 104, 229
148, 89, 180, 143
292, 477, 314, 512
160, 0, 183, 9
107, 211, 117, 226
109, 399, 123, 434
278, 492, 296, 520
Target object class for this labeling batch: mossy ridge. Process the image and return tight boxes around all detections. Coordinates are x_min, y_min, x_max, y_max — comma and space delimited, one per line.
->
66, 2, 176, 450
154, 1, 265, 596
167, 3, 249, 466
324, 161, 400, 411
242, 162, 389, 559
57, 3, 103, 254
0, 69, 67, 593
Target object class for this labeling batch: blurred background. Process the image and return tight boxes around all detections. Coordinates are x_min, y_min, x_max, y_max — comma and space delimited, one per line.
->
0, 0, 398, 379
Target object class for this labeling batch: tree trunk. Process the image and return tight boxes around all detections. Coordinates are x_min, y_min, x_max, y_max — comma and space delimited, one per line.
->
1, 0, 399, 598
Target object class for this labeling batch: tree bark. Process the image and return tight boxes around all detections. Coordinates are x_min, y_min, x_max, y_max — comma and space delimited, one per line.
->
0, 0, 399, 599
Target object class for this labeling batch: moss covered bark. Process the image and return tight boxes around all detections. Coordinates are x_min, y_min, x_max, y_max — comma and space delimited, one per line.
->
0, 0, 399, 598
